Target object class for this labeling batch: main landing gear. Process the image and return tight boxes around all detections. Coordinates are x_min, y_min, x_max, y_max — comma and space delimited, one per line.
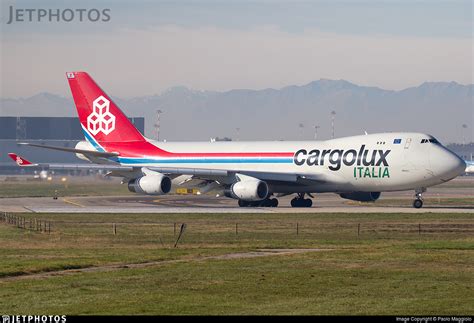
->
238, 198, 279, 207
413, 188, 426, 209
291, 193, 313, 208
238, 193, 314, 208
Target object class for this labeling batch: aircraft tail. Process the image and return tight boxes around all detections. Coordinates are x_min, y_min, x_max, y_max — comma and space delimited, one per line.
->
66, 72, 146, 143
7, 153, 37, 167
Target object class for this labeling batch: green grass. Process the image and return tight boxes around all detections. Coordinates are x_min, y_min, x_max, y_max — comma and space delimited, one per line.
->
0, 212, 473, 315
0, 179, 132, 198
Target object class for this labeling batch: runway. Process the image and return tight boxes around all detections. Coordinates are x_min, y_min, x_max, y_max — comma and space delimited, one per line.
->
0, 175, 472, 214
2, 187, 472, 214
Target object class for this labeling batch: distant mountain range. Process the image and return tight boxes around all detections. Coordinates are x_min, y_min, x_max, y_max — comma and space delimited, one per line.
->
1, 79, 472, 144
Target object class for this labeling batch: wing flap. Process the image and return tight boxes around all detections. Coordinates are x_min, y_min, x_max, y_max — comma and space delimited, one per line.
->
148, 166, 228, 177
46, 163, 133, 171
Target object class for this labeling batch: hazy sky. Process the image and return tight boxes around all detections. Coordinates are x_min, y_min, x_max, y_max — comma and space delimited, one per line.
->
1, 0, 472, 98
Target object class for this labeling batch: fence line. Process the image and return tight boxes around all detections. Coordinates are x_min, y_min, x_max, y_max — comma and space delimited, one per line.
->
1, 211, 52, 234
1, 211, 474, 237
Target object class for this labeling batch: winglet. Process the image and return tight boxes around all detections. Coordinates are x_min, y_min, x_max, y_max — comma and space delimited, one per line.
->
8, 153, 38, 167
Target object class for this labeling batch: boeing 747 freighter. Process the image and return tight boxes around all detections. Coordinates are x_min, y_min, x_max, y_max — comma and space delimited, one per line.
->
9, 72, 467, 208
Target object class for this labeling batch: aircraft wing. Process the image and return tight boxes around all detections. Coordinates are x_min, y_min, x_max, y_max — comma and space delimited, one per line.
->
8, 153, 130, 170
18, 143, 119, 158
7, 153, 329, 185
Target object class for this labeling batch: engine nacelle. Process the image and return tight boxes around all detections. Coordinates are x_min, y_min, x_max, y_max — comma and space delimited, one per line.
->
74, 141, 96, 161
339, 192, 381, 202
224, 179, 269, 201
128, 173, 172, 195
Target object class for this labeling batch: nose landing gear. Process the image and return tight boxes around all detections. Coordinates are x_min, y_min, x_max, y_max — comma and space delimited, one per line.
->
413, 188, 426, 208
413, 198, 423, 209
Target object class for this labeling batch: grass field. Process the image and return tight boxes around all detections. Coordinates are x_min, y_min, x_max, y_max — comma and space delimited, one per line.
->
0, 178, 131, 198
0, 212, 473, 315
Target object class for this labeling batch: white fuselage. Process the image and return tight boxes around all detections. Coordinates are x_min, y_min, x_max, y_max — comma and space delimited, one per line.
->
116, 132, 466, 194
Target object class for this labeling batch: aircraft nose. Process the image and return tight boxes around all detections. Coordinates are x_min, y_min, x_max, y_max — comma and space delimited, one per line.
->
431, 148, 466, 180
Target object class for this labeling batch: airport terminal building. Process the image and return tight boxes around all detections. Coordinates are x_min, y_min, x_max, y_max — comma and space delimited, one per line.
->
0, 117, 145, 174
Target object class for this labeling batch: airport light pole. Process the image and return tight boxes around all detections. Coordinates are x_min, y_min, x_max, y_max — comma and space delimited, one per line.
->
462, 124, 467, 145
154, 109, 163, 141
331, 110, 336, 139
314, 125, 320, 140
298, 123, 305, 139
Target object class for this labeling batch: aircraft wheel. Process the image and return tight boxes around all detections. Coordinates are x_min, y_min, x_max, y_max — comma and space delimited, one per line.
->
413, 199, 423, 209
259, 199, 270, 207
238, 200, 249, 207
271, 198, 279, 207
258, 198, 278, 207
291, 198, 299, 207
291, 198, 312, 208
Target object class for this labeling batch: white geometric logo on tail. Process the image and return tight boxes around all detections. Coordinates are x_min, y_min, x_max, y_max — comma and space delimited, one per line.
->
87, 96, 116, 135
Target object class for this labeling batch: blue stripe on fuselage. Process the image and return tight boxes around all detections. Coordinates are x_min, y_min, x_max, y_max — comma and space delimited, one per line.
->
81, 126, 105, 152
78, 127, 292, 165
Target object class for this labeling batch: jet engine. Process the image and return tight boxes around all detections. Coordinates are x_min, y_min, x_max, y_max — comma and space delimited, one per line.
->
224, 179, 269, 201
339, 192, 381, 202
128, 172, 172, 195
74, 141, 95, 161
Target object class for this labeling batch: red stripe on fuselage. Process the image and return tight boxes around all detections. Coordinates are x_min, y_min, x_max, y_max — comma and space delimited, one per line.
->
100, 141, 294, 158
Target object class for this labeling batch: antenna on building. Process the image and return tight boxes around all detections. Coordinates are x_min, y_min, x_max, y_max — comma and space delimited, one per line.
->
462, 124, 468, 145
313, 125, 320, 140
16, 117, 26, 140
298, 123, 305, 139
331, 110, 336, 139
154, 109, 163, 141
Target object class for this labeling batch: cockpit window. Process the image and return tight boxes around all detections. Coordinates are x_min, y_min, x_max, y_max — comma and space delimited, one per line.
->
421, 138, 440, 144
